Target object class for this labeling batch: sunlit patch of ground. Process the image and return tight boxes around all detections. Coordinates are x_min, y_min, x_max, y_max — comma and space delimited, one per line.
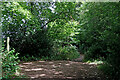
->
19, 60, 107, 79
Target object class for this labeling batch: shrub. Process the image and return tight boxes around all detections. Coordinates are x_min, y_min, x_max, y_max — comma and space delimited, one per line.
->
98, 63, 120, 79
106, 53, 120, 79
11, 30, 54, 60
1, 48, 20, 78
49, 45, 80, 60
77, 2, 120, 79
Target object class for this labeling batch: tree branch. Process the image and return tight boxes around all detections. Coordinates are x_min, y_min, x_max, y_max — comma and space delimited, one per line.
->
41, 11, 71, 29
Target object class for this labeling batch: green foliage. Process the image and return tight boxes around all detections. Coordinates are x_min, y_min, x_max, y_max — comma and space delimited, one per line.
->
2, 2, 55, 59
18, 30, 54, 58
77, 2, 120, 79
58, 46, 80, 60
20, 55, 41, 61
48, 46, 80, 60
1, 48, 20, 78
98, 63, 120, 79
2, 2, 81, 61
2, 2, 120, 79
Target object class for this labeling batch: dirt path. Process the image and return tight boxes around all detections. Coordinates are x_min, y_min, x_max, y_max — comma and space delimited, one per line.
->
19, 60, 106, 80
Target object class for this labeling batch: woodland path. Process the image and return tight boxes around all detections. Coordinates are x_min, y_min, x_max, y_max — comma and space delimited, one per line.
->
19, 55, 107, 80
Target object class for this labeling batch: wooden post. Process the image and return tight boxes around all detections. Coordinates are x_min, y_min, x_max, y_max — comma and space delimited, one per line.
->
7, 37, 10, 52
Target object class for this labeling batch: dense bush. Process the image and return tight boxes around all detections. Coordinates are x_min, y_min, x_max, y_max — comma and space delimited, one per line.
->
77, 2, 120, 79
46, 45, 80, 60
2, 2, 120, 79
2, 2, 54, 59
2, 2, 80, 61
18, 30, 54, 58
1, 48, 20, 78
58, 46, 80, 60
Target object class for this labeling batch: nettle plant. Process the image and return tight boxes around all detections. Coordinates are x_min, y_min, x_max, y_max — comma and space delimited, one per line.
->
1, 48, 20, 78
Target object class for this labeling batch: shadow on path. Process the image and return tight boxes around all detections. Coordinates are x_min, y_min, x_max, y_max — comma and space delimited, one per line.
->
15, 60, 107, 80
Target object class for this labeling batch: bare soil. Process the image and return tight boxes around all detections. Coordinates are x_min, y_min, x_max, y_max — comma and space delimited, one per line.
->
18, 55, 107, 80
